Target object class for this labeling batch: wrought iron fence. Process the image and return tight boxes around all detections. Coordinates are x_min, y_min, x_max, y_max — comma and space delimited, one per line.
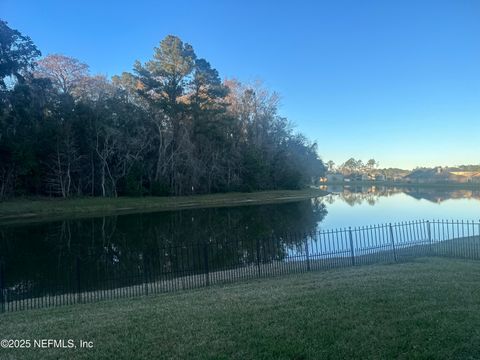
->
1, 219, 479, 313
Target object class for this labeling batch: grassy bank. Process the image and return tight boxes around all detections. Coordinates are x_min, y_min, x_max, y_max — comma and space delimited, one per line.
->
1, 257, 480, 359
0, 188, 327, 225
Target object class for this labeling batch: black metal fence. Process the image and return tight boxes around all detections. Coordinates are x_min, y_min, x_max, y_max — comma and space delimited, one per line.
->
1, 219, 479, 313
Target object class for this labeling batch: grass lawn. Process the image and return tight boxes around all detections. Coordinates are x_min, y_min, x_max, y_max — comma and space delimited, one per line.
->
0, 188, 327, 225
1, 257, 480, 359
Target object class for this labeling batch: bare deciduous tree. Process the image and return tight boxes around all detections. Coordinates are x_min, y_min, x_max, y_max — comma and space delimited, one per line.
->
35, 54, 89, 95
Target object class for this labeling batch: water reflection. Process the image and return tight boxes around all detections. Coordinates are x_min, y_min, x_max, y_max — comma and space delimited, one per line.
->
319, 185, 480, 230
0, 199, 326, 294
1, 185, 479, 301
321, 185, 480, 206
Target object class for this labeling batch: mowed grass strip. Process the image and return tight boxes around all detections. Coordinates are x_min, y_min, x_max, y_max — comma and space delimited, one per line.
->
1, 257, 480, 360
0, 188, 327, 225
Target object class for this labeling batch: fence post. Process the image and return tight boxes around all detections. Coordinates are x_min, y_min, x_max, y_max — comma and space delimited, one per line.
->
305, 234, 311, 271
427, 220, 432, 254
477, 219, 480, 261
0, 260, 5, 313
75, 256, 82, 304
348, 227, 355, 266
389, 224, 397, 262
256, 237, 261, 277
474, 220, 480, 259
143, 252, 149, 296
203, 242, 209, 286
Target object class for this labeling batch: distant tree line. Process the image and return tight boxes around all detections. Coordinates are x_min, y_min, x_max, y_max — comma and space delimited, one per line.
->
327, 157, 480, 179
0, 20, 325, 198
326, 158, 379, 175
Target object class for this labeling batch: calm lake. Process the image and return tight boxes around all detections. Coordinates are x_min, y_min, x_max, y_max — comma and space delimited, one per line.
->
320, 185, 480, 228
1, 185, 479, 309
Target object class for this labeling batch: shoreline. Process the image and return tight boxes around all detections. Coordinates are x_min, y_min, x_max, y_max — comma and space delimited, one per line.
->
0, 188, 328, 226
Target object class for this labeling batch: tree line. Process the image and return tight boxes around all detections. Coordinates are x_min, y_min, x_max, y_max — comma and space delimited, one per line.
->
326, 158, 379, 175
0, 20, 325, 199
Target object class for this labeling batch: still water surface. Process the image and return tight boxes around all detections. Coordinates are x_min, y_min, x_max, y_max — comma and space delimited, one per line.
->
1, 186, 479, 297
321, 185, 480, 228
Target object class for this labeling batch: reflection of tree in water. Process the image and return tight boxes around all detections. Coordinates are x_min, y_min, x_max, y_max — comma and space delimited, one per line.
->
324, 186, 402, 206
323, 185, 479, 206
0, 200, 327, 293
401, 188, 479, 203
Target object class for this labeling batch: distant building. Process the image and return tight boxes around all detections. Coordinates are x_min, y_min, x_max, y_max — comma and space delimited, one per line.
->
345, 174, 359, 182
405, 168, 480, 183
450, 171, 480, 183
326, 173, 344, 183
375, 174, 386, 182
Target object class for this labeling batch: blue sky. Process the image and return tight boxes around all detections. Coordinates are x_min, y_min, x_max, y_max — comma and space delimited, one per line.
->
2, 0, 479, 169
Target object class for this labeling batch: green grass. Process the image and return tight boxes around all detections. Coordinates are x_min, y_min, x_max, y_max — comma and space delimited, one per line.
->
1, 257, 480, 359
0, 188, 327, 225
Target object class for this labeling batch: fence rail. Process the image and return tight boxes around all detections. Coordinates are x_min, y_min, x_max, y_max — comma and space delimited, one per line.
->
1, 219, 479, 313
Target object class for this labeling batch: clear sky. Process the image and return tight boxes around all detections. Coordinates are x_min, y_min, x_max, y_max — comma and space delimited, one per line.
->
2, 0, 479, 169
